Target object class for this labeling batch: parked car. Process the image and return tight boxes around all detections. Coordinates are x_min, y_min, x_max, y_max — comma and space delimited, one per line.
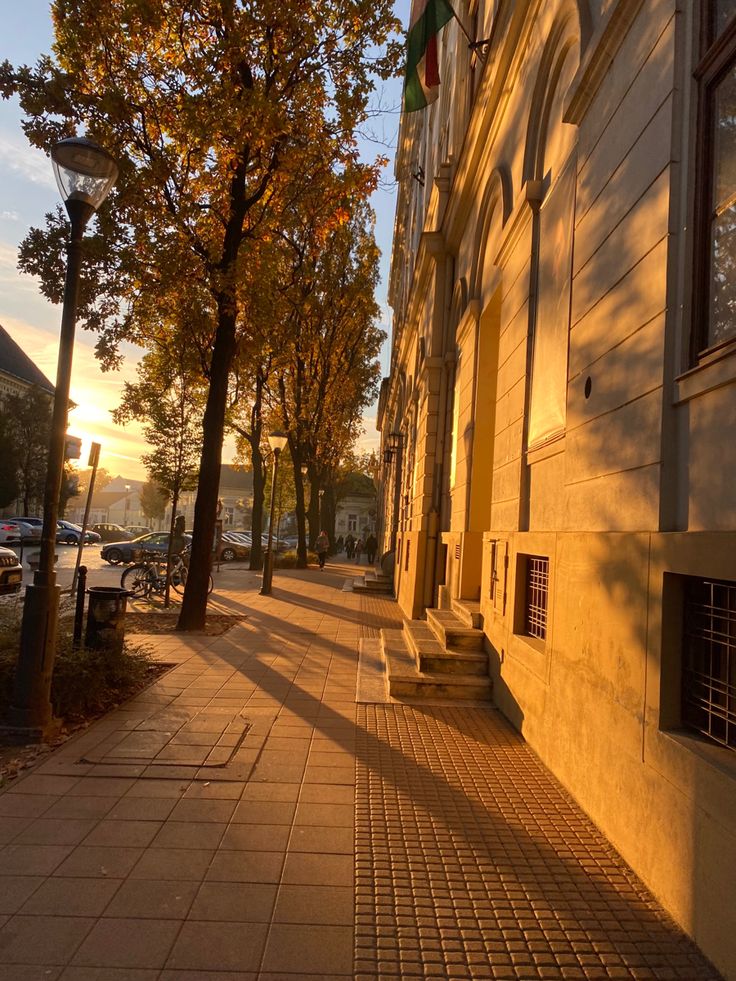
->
101, 532, 191, 565
55, 520, 102, 545
125, 525, 152, 537
218, 533, 250, 562
5, 519, 42, 542
0, 545, 23, 594
0, 523, 21, 546
92, 523, 133, 542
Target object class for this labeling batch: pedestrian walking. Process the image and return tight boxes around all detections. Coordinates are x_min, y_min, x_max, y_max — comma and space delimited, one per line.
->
365, 533, 377, 565
336, 535, 344, 554
345, 533, 355, 559
354, 537, 364, 564
316, 530, 330, 570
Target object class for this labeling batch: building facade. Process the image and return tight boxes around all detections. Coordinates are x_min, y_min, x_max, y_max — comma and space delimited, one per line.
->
379, 1, 736, 975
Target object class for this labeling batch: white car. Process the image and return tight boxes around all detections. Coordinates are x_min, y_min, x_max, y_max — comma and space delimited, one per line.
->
0, 545, 23, 594
0, 522, 21, 546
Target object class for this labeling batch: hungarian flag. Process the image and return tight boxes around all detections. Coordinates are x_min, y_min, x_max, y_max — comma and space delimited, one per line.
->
404, 0, 455, 113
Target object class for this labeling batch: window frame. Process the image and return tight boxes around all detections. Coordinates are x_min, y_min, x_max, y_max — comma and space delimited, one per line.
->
692, 7, 736, 359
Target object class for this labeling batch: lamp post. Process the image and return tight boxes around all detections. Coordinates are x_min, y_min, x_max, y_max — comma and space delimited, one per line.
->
8, 136, 117, 737
260, 431, 288, 596
123, 484, 131, 528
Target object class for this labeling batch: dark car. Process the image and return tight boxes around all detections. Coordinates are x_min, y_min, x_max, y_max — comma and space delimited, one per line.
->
55, 520, 102, 545
101, 532, 191, 565
0, 545, 23, 594
92, 523, 133, 543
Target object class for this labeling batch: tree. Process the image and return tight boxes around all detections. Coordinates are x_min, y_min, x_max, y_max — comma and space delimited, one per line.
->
0, 414, 19, 508
3, 0, 401, 629
139, 481, 168, 525
113, 327, 205, 605
0, 387, 52, 514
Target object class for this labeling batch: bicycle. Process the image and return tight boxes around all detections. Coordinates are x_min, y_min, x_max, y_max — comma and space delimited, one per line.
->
121, 549, 213, 599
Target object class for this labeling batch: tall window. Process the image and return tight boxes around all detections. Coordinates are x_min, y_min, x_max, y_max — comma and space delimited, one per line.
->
694, 2, 736, 353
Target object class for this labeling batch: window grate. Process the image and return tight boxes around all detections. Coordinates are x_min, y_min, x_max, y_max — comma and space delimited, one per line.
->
525, 556, 549, 641
683, 577, 736, 750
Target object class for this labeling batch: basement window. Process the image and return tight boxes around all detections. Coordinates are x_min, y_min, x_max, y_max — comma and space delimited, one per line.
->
514, 554, 549, 644
682, 576, 736, 750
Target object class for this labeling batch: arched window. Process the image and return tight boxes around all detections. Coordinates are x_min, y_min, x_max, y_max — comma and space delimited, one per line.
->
693, 2, 736, 355
526, 28, 579, 449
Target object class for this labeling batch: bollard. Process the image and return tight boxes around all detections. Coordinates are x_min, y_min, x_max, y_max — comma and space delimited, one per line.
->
85, 586, 129, 656
73, 565, 87, 649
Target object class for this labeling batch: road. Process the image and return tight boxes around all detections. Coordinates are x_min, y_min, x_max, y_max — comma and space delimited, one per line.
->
10, 542, 141, 593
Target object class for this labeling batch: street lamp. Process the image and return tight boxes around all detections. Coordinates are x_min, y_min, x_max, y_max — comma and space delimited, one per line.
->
124, 484, 131, 528
8, 136, 117, 738
260, 431, 288, 595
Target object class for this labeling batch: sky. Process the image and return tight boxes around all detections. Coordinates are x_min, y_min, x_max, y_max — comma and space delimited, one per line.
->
0, 0, 410, 480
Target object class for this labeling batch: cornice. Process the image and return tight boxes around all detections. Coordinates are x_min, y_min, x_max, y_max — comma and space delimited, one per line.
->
564, 0, 646, 125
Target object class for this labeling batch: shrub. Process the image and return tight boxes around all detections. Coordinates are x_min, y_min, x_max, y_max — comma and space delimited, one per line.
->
275, 549, 318, 568
0, 604, 155, 723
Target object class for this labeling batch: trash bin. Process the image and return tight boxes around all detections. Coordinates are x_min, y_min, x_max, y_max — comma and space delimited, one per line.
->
85, 586, 129, 655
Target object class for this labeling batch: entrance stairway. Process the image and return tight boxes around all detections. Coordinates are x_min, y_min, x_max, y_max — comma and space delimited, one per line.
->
380, 599, 492, 701
353, 568, 393, 594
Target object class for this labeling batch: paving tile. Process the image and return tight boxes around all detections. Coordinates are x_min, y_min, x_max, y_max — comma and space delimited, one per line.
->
103, 878, 199, 919
0, 876, 45, 914
13, 818, 97, 847
72, 917, 180, 969
152, 820, 227, 850
206, 850, 283, 883
167, 799, 236, 823
273, 884, 353, 924
165, 921, 268, 972
293, 802, 354, 827
124, 780, 189, 799
60, 969, 159, 980
106, 797, 178, 822
20, 876, 120, 916
188, 881, 277, 922
42, 796, 116, 820
231, 800, 296, 825
281, 852, 353, 887
0, 967, 63, 981
83, 819, 162, 847
66, 777, 136, 797
160, 972, 255, 981
0, 914, 95, 964
260, 923, 353, 974
303, 765, 355, 785
6, 776, 80, 796
0, 844, 73, 876
53, 845, 144, 878
183, 781, 244, 799
299, 784, 353, 804
129, 848, 215, 881
239, 782, 300, 803
0, 816, 32, 844
288, 825, 353, 854
219, 824, 290, 852
0, 794, 59, 818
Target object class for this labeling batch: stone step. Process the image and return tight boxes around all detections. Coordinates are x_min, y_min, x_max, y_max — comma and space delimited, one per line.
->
451, 598, 483, 630
352, 575, 393, 595
381, 629, 492, 702
426, 608, 486, 651
403, 619, 489, 676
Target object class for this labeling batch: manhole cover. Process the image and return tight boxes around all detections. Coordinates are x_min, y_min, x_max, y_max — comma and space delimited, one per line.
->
79, 706, 251, 768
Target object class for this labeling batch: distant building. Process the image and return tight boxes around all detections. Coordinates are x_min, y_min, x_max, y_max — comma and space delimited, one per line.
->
0, 324, 54, 402
68, 466, 254, 531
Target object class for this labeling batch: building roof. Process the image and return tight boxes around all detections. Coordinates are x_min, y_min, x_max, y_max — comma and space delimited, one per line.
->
0, 324, 55, 395
219, 465, 253, 493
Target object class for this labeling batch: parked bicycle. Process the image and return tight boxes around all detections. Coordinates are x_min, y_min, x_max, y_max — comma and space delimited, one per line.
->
120, 549, 213, 599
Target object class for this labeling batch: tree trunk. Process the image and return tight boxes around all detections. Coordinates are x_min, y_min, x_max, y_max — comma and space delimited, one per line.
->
249, 444, 265, 570
177, 301, 236, 631
307, 480, 319, 550
164, 484, 180, 609
289, 445, 308, 568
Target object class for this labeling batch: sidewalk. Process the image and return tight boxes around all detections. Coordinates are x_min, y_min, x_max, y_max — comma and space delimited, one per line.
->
0, 561, 722, 980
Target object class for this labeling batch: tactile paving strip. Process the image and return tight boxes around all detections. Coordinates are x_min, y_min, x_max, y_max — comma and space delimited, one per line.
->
355, 703, 721, 980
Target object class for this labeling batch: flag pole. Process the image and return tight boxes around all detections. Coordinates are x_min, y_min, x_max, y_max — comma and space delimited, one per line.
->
448, 4, 488, 63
